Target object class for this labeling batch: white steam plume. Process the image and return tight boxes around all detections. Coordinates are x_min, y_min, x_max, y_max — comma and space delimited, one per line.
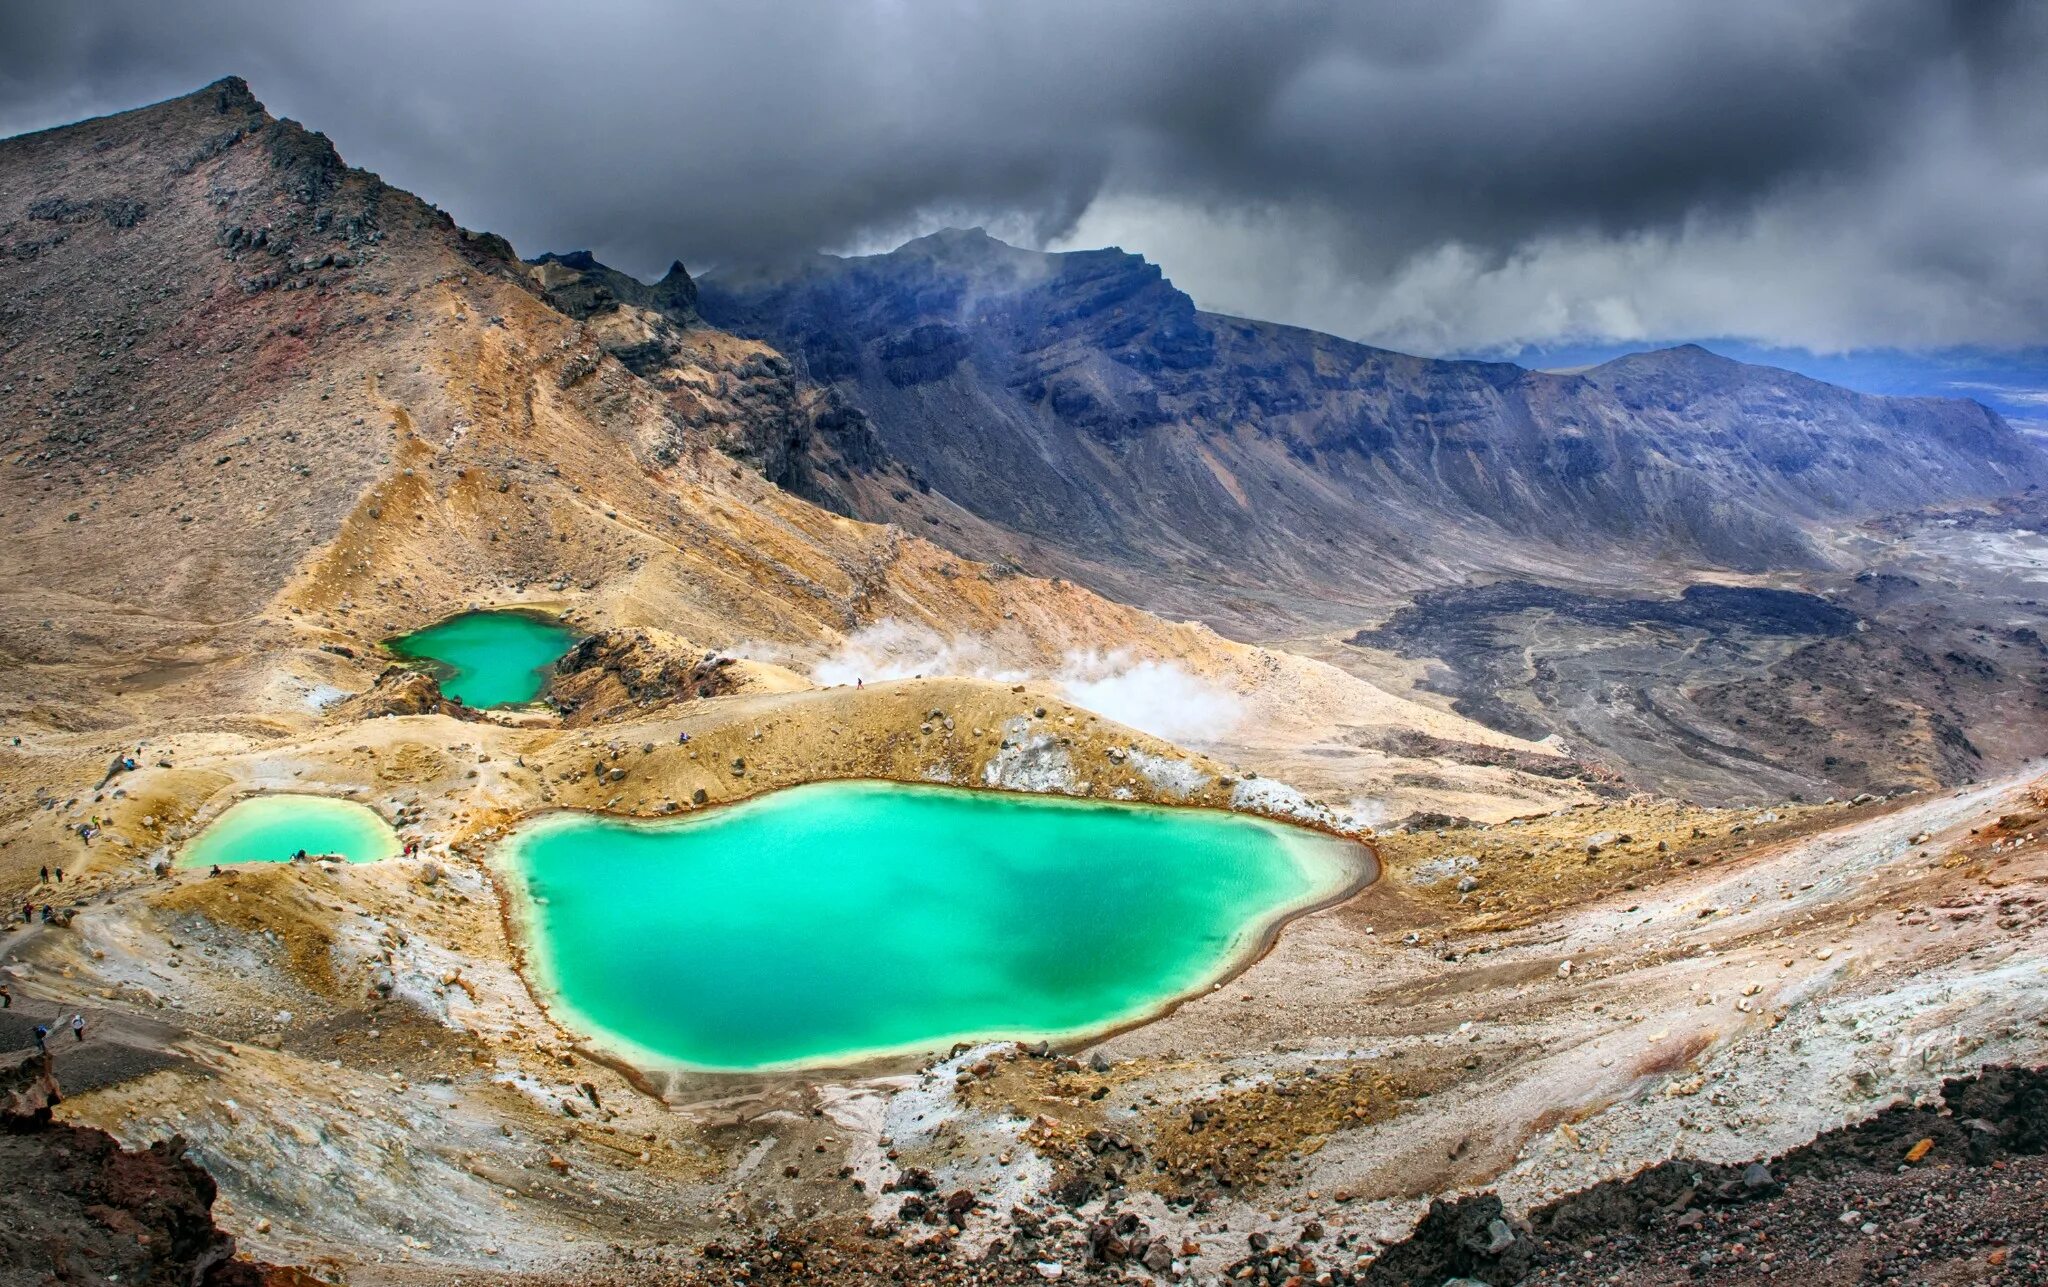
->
754, 621, 1246, 744
1052, 650, 1243, 744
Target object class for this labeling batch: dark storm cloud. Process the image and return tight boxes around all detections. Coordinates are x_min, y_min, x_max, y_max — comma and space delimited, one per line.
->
2, 0, 2044, 351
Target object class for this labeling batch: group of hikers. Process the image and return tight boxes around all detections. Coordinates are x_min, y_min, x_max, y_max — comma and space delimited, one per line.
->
27, 1012, 87, 1054
20, 867, 72, 925
3, 983, 88, 1052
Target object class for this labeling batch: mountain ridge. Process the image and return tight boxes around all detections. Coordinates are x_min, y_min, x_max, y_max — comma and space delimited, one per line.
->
699, 229, 2047, 631
0, 77, 1535, 816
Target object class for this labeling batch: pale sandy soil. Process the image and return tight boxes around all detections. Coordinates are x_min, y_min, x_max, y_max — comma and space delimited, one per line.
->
5, 689, 2040, 1281
1, 83, 2039, 1285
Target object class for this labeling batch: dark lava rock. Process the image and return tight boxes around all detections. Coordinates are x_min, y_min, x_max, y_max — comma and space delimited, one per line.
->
0, 1053, 287, 1285
1360, 1064, 2048, 1286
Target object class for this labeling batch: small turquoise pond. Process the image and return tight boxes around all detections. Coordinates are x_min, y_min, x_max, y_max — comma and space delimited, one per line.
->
178, 794, 400, 868
386, 609, 579, 708
499, 781, 1364, 1072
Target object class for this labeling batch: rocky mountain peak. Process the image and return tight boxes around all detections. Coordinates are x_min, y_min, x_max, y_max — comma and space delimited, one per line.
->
1590, 341, 1744, 376
207, 74, 264, 117
528, 249, 699, 323
542, 248, 601, 271
897, 224, 1000, 254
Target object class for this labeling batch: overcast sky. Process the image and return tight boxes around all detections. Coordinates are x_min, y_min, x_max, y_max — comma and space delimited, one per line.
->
4, 0, 2044, 357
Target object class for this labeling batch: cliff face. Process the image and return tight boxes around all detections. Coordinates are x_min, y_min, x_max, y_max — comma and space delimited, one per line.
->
526, 249, 898, 507
0, 1053, 279, 1286
700, 229, 2048, 627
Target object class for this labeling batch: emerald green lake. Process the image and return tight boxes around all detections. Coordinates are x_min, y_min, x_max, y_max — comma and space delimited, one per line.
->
500, 782, 1364, 1072
178, 794, 400, 868
386, 609, 578, 708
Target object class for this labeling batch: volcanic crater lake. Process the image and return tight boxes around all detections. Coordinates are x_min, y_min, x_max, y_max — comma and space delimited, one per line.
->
499, 781, 1366, 1072
385, 609, 579, 708
178, 794, 400, 868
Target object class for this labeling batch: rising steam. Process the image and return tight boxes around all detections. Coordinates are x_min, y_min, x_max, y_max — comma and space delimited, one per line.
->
742, 620, 1245, 744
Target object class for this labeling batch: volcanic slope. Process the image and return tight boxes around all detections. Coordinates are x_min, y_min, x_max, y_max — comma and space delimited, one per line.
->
0, 76, 1589, 883
1, 80, 2043, 1287
699, 228, 2048, 632
0, 81, 1514, 762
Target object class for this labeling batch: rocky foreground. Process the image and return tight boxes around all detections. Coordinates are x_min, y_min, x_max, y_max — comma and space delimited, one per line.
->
12, 1046, 2035, 1286
0, 1051, 313, 1285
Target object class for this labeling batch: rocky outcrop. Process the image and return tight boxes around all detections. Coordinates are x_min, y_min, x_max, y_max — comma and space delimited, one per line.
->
701, 230, 2048, 628
548, 627, 807, 725
1, 1051, 62, 1129
527, 248, 700, 322
328, 666, 475, 721
526, 250, 894, 500
0, 1053, 285, 1285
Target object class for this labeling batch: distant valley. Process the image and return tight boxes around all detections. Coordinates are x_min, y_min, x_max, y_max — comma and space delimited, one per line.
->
2, 76, 2045, 1287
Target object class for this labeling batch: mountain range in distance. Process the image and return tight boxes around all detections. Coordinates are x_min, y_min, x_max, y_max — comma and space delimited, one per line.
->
1478, 338, 2048, 434
689, 226, 2044, 629
4, 72, 2048, 1287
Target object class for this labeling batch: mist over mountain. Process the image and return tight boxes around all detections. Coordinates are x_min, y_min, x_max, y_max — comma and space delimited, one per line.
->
4, 55, 2048, 1287
700, 229, 2047, 629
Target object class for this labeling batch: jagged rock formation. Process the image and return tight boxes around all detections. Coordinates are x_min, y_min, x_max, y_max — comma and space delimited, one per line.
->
548, 626, 807, 725
0, 1053, 287, 1285
326, 666, 474, 721
526, 249, 907, 510
701, 229, 2048, 629
1, 1048, 63, 1127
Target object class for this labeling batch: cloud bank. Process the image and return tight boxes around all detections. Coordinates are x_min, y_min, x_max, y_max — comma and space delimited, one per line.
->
4, 0, 2043, 353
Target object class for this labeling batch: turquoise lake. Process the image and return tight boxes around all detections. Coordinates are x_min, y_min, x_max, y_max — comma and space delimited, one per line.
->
499, 781, 1364, 1072
386, 609, 579, 708
179, 794, 400, 868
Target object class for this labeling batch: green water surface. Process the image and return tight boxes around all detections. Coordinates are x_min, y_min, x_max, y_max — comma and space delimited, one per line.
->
500, 781, 1362, 1072
386, 609, 579, 708
178, 794, 400, 868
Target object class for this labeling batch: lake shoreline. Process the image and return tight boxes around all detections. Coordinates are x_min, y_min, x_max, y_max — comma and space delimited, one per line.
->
487, 780, 1379, 1090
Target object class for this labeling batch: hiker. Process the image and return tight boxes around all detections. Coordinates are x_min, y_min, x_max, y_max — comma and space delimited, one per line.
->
293, 848, 308, 862
856, 677, 863, 690
39, 906, 52, 923
209, 865, 221, 878
38, 866, 48, 883
53, 867, 63, 882
31, 1024, 48, 1054
0, 985, 11, 1008
70, 1013, 84, 1043
19, 901, 29, 924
